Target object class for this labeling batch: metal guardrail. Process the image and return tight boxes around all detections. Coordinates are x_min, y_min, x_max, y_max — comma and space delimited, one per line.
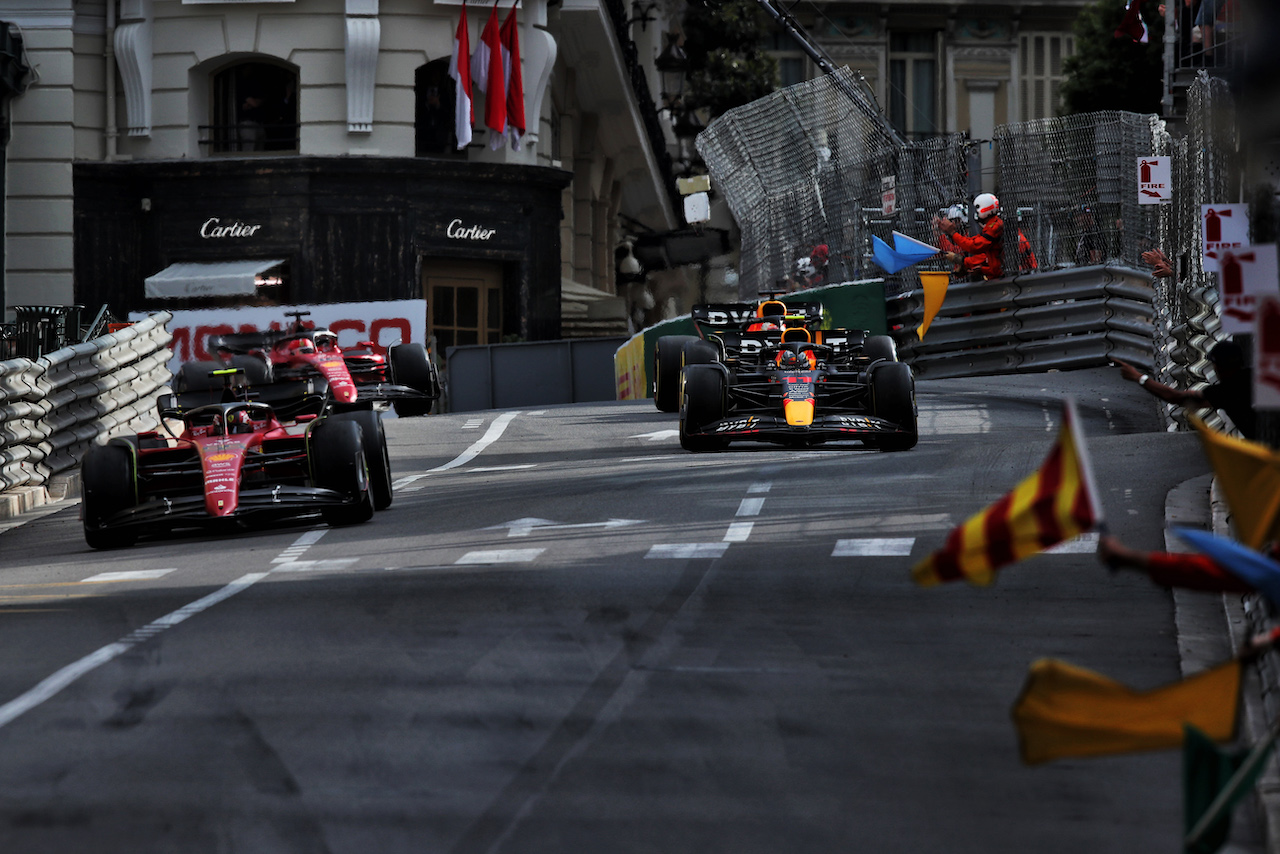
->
0, 312, 173, 491
448, 337, 626, 412
887, 266, 1156, 379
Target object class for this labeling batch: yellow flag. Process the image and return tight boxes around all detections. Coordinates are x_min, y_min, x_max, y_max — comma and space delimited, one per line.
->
1191, 416, 1280, 549
916, 271, 950, 339
1011, 658, 1240, 765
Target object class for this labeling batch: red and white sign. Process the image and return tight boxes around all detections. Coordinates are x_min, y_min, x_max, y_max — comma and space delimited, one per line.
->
1215, 244, 1278, 335
1202, 203, 1249, 272
1256, 294, 1280, 410
1137, 157, 1171, 205
881, 175, 896, 216
129, 299, 427, 377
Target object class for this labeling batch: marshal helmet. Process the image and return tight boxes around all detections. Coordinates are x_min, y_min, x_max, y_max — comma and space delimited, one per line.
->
973, 193, 1000, 221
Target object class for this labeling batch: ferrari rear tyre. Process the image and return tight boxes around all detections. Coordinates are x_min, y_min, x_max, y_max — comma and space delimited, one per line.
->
230, 355, 272, 386
82, 442, 138, 549
330, 410, 392, 510
679, 365, 728, 452
174, 360, 227, 393
389, 343, 438, 417
654, 335, 699, 412
864, 335, 898, 363
311, 420, 375, 525
870, 361, 918, 451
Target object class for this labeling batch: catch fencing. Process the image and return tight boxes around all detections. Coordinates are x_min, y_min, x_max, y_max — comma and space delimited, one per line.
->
0, 312, 173, 491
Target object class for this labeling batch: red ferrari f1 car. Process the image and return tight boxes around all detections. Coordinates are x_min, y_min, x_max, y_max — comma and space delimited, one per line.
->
81, 369, 391, 549
180, 311, 440, 417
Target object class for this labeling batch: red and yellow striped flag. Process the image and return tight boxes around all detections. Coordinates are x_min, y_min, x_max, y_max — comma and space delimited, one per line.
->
912, 399, 1102, 586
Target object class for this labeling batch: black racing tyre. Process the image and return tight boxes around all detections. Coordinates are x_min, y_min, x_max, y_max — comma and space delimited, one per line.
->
82, 441, 138, 549
679, 365, 728, 452
870, 361, 918, 451
331, 410, 393, 510
389, 343, 437, 417
864, 335, 898, 363
229, 354, 272, 386
311, 420, 375, 526
173, 360, 227, 393
653, 335, 699, 412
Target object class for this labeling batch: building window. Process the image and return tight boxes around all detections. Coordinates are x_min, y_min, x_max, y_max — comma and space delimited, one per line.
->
1019, 32, 1073, 120
204, 62, 298, 154
888, 32, 937, 140
415, 59, 466, 157
763, 31, 807, 89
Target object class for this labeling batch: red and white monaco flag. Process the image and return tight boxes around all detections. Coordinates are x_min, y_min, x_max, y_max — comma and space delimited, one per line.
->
447, 2, 473, 149
471, 2, 507, 148
501, 1, 526, 151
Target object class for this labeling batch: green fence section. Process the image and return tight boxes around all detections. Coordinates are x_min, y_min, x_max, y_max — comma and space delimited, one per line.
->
614, 279, 888, 400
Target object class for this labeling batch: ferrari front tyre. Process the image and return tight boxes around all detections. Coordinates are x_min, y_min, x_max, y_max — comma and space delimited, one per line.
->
311, 420, 375, 526
653, 335, 699, 412
82, 442, 138, 549
331, 410, 393, 510
389, 343, 437, 417
870, 361, 918, 451
864, 335, 898, 363
679, 365, 728, 452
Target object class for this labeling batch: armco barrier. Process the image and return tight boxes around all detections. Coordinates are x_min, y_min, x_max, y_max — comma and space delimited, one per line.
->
615, 279, 888, 400
0, 311, 172, 491
447, 337, 625, 412
887, 265, 1155, 379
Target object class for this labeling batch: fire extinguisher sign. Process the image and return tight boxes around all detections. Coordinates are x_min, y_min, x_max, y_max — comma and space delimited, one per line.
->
1217, 243, 1278, 336
1256, 292, 1280, 410
1136, 157, 1171, 205
1201, 203, 1250, 272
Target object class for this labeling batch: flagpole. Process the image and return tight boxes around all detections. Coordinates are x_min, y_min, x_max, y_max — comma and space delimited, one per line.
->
1185, 717, 1280, 849
1064, 397, 1106, 528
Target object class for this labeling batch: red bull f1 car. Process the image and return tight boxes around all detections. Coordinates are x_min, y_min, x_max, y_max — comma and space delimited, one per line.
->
183, 311, 440, 417
670, 299, 917, 452
81, 369, 392, 549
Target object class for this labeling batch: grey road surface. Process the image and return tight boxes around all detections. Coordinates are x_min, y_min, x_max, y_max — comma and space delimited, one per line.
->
0, 367, 1245, 853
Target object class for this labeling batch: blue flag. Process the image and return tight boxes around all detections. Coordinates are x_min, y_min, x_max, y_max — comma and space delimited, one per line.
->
1174, 527, 1280, 608
872, 231, 939, 274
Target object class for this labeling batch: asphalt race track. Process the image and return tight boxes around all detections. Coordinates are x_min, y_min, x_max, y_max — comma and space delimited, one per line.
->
0, 366, 1249, 854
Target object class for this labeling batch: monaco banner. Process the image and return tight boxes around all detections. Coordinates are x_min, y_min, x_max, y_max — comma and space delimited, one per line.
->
130, 300, 428, 377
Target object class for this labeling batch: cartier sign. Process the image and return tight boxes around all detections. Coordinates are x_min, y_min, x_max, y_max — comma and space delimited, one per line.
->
200, 217, 263, 239
446, 218, 496, 241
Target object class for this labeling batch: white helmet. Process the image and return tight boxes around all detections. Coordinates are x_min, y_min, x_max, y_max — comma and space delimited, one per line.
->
973, 193, 1000, 220
945, 203, 968, 224
794, 256, 815, 278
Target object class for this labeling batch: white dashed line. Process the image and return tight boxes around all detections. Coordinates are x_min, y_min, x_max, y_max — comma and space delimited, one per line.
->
645, 543, 730, 559
747, 482, 772, 494
736, 497, 765, 517
80, 569, 176, 583
832, 538, 916, 557
1043, 532, 1100, 554
723, 522, 754, 543
462, 418, 484, 429
454, 549, 545, 565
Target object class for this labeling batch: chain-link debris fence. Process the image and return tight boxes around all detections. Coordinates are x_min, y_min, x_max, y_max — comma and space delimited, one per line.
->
696, 68, 969, 299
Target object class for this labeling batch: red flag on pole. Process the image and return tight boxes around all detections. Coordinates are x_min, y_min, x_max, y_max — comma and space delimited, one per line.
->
447, 3, 473, 150
501, 1, 526, 151
1114, 0, 1148, 43
471, 3, 506, 148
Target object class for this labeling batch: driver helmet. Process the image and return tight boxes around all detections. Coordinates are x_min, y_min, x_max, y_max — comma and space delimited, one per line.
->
973, 193, 1000, 221
777, 349, 806, 369
286, 338, 315, 355
314, 330, 338, 352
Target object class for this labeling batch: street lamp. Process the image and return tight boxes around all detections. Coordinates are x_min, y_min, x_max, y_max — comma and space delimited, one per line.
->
654, 32, 687, 114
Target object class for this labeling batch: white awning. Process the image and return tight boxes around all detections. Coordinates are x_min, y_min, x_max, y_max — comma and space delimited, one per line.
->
144, 259, 287, 299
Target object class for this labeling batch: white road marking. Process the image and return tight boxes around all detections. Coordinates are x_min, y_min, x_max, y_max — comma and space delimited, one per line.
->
0, 528, 333, 731
724, 522, 753, 543
1044, 532, 1100, 554
394, 411, 522, 490
646, 543, 730, 559
629, 429, 681, 442
747, 482, 772, 494
455, 549, 545, 565
271, 559, 361, 572
462, 418, 484, 429
485, 517, 645, 537
832, 537, 916, 557
736, 497, 765, 517
469, 464, 538, 474
80, 569, 176, 583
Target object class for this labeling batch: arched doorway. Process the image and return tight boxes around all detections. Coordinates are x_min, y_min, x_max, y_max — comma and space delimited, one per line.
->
205, 61, 299, 154
415, 59, 466, 157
